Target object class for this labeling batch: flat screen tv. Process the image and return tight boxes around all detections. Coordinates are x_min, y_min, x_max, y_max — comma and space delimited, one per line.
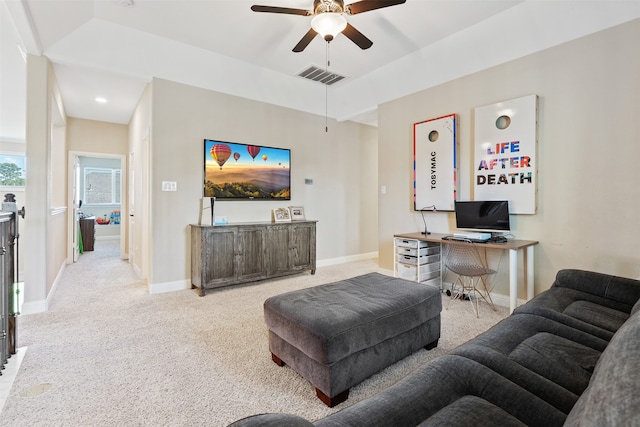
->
203, 139, 291, 200
455, 200, 510, 233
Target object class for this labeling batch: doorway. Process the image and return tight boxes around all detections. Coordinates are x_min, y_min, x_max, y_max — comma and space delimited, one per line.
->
67, 151, 127, 262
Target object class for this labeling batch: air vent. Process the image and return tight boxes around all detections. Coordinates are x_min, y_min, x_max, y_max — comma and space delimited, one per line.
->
298, 66, 346, 86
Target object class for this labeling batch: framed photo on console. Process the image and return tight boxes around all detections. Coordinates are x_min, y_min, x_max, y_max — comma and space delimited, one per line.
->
273, 207, 291, 223
288, 206, 306, 221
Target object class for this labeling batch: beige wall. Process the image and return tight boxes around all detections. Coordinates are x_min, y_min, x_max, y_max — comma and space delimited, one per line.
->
24, 17, 640, 308
51, 123, 66, 208
67, 117, 129, 154
146, 78, 378, 288
378, 19, 640, 297
23, 54, 68, 310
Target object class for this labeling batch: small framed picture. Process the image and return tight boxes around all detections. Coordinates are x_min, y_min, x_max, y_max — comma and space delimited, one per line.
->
272, 207, 291, 223
288, 206, 306, 221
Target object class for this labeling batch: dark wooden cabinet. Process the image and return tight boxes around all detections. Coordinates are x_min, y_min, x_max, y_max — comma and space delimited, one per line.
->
190, 221, 316, 296
289, 222, 316, 271
79, 217, 95, 252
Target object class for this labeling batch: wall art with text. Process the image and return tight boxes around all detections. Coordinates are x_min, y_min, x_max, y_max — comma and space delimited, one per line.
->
414, 114, 458, 212
474, 95, 538, 214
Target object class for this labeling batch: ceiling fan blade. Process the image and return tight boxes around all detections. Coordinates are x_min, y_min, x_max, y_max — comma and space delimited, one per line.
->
293, 28, 318, 52
342, 23, 373, 50
250, 5, 311, 16
346, 0, 406, 15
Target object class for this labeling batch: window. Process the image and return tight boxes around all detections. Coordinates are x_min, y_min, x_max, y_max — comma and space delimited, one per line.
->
84, 167, 121, 205
0, 154, 26, 187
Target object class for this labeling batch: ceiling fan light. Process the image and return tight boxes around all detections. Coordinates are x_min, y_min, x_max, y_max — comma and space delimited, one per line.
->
311, 13, 347, 41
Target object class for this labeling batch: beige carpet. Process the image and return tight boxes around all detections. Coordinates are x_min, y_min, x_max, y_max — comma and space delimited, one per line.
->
0, 240, 508, 426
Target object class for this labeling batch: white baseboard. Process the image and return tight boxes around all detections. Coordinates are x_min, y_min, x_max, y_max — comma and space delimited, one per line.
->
21, 300, 47, 315
488, 292, 527, 309
441, 281, 526, 309
46, 261, 66, 309
20, 261, 67, 315
316, 251, 378, 268
149, 252, 380, 295
148, 279, 190, 294
377, 267, 395, 277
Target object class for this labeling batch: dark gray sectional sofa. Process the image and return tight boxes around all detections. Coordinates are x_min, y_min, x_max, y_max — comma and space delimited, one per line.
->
230, 269, 640, 427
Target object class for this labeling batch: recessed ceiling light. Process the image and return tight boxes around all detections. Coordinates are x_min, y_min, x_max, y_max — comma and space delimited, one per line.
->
95, 97, 108, 104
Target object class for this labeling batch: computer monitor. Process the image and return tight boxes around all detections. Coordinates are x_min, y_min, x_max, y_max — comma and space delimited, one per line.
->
454, 200, 510, 234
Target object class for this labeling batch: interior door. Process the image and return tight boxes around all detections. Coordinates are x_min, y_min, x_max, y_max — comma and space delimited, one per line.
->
72, 155, 80, 262
128, 151, 135, 268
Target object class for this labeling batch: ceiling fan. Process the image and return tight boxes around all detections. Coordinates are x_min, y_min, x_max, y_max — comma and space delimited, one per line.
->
251, 0, 407, 52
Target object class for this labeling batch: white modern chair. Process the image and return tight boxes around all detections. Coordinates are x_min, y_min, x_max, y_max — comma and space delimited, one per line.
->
443, 241, 497, 317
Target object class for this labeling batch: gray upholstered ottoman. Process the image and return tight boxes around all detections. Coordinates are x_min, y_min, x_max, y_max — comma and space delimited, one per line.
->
264, 272, 442, 407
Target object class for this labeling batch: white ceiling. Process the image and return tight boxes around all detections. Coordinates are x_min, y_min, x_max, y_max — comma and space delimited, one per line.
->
2, 0, 640, 142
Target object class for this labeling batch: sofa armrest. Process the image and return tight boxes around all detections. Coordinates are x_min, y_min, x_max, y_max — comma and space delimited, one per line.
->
552, 269, 640, 308
564, 311, 640, 426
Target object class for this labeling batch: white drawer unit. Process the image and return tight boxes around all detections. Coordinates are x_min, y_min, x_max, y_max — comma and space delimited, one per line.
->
397, 253, 440, 266
394, 238, 429, 249
396, 262, 440, 282
396, 245, 440, 257
393, 237, 442, 288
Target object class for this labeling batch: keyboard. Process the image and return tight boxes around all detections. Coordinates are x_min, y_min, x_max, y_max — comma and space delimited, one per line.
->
441, 236, 488, 243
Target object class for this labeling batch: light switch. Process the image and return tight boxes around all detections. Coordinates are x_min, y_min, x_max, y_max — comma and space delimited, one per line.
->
162, 181, 177, 191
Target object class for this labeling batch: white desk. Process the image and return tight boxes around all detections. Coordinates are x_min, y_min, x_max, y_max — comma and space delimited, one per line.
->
394, 232, 538, 313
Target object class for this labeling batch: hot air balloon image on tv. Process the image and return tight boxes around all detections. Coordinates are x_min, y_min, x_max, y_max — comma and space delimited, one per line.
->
210, 144, 231, 170
247, 145, 261, 160
204, 139, 290, 200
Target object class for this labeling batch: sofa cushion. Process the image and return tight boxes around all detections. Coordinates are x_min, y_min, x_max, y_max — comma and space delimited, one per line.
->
564, 311, 640, 426
416, 395, 526, 427
562, 300, 629, 332
452, 341, 580, 415
508, 332, 600, 396
514, 287, 629, 341
451, 313, 606, 415
315, 355, 567, 427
